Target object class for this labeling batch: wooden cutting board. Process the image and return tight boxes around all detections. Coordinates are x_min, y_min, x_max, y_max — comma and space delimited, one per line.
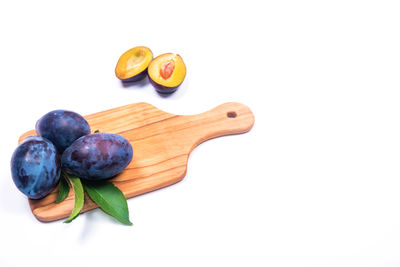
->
18, 102, 255, 222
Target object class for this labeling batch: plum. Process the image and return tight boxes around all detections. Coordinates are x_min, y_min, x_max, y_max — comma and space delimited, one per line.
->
115, 46, 153, 82
148, 53, 186, 93
36, 110, 91, 153
11, 136, 61, 199
61, 133, 133, 180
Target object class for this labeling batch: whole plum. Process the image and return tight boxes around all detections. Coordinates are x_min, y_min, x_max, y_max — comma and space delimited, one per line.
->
11, 136, 61, 199
61, 133, 133, 180
36, 110, 91, 153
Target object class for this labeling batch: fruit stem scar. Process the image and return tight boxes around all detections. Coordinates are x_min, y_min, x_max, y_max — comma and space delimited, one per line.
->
160, 61, 175, 80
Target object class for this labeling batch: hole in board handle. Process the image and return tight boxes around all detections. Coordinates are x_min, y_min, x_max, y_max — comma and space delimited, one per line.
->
227, 111, 237, 118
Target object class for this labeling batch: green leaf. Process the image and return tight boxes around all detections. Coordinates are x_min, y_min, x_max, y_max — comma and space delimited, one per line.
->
64, 174, 84, 223
83, 181, 132, 225
56, 172, 70, 203
94, 129, 100, 133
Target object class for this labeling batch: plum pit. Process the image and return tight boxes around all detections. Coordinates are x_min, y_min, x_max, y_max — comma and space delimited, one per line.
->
160, 61, 175, 80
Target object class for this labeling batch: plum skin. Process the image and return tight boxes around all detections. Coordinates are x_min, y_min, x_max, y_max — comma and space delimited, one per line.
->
61, 133, 133, 180
36, 110, 91, 153
149, 78, 179, 94
11, 136, 61, 199
119, 69, 148, 82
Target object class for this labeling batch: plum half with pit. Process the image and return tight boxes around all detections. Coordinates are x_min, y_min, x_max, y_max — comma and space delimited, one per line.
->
11, 136, 61, 199
148, 53, 186, 93
115, 46, 153, 82
36, 110, 91, 153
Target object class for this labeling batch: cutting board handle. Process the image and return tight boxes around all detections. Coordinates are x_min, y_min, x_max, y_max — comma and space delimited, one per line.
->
185, 102, 255, 151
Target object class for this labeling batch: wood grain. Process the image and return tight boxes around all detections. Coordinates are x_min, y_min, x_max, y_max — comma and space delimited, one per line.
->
18, 102, 255, 222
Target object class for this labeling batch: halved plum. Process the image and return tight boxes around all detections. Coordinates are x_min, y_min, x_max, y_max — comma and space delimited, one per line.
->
148, 53, 186, 93
115, 46, 153, 82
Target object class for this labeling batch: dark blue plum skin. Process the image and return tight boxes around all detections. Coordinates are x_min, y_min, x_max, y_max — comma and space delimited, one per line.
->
36, 110, 91, 153
149, 78, 179, 94
11, 136, 61, 199
61, 133, 133, 180
120, 69, 148, 82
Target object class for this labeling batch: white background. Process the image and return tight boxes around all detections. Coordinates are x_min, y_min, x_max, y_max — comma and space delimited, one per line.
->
1, 0, 400, 266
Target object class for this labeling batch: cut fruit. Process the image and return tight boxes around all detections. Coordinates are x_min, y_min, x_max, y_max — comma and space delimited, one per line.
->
148, 53, 186, 93
115, 46, 153, 82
